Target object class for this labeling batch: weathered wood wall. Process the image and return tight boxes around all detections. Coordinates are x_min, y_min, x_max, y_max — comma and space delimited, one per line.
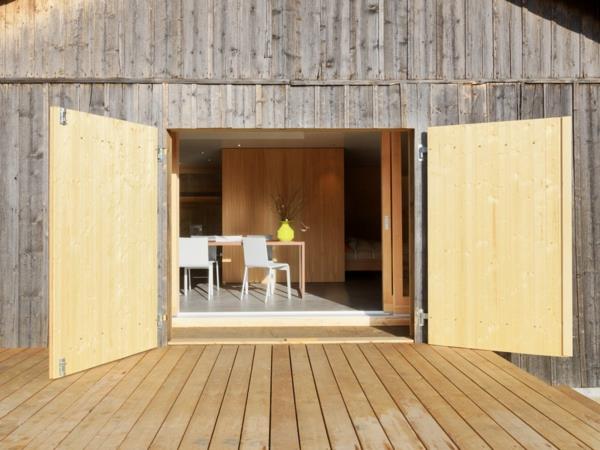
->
0, 0, 597, 81
0, 0, 598, 387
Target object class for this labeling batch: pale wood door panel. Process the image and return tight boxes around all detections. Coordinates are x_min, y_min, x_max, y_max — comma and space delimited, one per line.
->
428, 117, 572, 356
49, 107, 159, 378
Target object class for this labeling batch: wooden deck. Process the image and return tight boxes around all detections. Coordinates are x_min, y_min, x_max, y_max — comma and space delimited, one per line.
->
0, 345, 599, 449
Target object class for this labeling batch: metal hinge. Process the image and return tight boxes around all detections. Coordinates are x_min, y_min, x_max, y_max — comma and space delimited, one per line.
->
58, 357, 66, 377
157, 313, 166, 325
157, 147, 166, 163
416, 308, 428, 327
383, 215, 390, 230
418, 145, 427, 162
59, 107, 67, 126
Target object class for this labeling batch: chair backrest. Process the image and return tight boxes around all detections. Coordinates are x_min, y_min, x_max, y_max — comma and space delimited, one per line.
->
190, 235, 217, 260
179, 237, 210, 267
242, 236, 270, 267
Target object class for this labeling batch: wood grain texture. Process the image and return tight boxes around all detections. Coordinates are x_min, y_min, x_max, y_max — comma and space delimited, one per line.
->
0, 0, 598, 81
1, 345, 600, 448
221, 147, 345, 283
428, 117, 572, 356
0, 0, 598, 389
49, 107, 158, 378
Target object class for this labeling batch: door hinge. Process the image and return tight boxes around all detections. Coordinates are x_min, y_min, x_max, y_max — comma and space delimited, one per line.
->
157, 313, 166, 325
383, 215, 390, 230
157, 147, 166, 163
59, 107, 67, 126
416, 308, 428, 327
58, 357, 66, 377
418, 145, 427, 162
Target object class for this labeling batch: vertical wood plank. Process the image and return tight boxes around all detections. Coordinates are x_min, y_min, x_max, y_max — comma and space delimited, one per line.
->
0, 85, 20, 347
439, 0, 466, 79
466, 0, 493, 79
270, 345, 300, 450
346, 85, 374, 128
522, 0, 552, 79
581, 9, 600, 78
408, 0, 437, 79
573, 83, 600, 387
320, 0, 352, 79
492, 0, 523, 79
182, 0, 212, 79
551, 2, 581, 79
18, 84, 46, 347
382, 0, 408, 79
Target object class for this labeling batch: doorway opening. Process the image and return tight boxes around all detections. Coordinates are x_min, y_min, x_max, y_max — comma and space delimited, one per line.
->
168, 129, 413, 336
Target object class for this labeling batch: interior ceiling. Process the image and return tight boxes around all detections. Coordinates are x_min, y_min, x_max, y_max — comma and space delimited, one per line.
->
178, 130, 381, 166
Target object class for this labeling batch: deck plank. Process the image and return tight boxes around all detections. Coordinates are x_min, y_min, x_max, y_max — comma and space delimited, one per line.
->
323, 344, 394, 449
1, 360, 116, 448
209, 345, 255, 450
307, 344, 361, 449
270, 345, 300, 450
375, 343, 489, 448
85, 346, 187, 449
417, 344, 553, 448
179, 345, 238, 449
341, 343, 424, 449
0, 348, 26, 364
0, 365, 53, 420
289, 344, 330, 450
120, 346, 205, 449
0, 349, 46, 386
0, 344, 598, 449
396, 344, 522, 448
240, 345, 272, 450
478, 349, 600, 431
557, 386, 600, 415
27, 353, 145, 450
56, 347, 168, 449
456, 349, 600, 448
0, 359, 47, 403
359, 343, 457, 449
151, 345, 221, 449
443, 347, 589, 449
0, 371, 83, 440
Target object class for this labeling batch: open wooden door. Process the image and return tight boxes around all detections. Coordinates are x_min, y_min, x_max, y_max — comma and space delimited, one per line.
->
381, 131, 411, 316
428, 117, 572, 356
49, 107, 159, 378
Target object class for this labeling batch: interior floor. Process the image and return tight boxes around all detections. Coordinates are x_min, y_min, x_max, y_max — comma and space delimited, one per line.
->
179, 271, 382, 313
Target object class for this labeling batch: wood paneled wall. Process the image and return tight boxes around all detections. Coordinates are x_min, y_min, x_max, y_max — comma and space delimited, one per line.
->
0, 0, 597, 81
1, 81, 599, 388
0, 0, 598, 388
221, 148, 345, 283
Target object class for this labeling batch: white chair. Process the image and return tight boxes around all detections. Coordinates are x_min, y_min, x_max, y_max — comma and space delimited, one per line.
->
191, 235, 220, 291
241, 236, 291, 301
179, 237, 218, 299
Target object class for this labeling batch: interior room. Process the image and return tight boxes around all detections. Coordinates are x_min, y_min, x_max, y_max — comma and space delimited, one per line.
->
174, 129, 411, 318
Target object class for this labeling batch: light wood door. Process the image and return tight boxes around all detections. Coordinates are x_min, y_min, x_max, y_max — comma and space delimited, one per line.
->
428, 117, 572, 356
49, 107, 159, 378
381, 131, 409, 315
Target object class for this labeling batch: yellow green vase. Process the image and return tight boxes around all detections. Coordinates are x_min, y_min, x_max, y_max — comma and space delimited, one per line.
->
277, 220, 295, 241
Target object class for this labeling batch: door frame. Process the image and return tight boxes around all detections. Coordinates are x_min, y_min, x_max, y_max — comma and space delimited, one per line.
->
165, 128, 415, 337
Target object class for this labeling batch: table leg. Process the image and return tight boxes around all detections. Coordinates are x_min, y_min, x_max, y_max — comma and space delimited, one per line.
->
300, 244, 305, 298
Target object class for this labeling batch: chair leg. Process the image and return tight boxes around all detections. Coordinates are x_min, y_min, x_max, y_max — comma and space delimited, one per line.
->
286, 267, 291, 300
183, 268, 188, 296
265, 269, 272, 303
215, 261, 220, 291
208, 265, 213, 300
241, 266, 248, 300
